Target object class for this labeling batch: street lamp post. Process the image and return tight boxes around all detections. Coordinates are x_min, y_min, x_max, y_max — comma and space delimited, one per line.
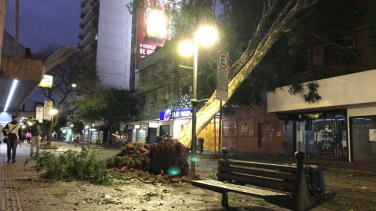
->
191, 37, 199, 174
179, 26, 217, 175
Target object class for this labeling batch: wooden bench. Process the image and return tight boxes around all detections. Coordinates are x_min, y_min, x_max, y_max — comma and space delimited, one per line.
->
192, 149, 335, 211
41, 142, 51, 150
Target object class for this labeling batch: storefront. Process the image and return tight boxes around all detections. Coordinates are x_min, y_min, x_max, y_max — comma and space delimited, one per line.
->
160, 108, 220, 151
268, 69, 376, 162
280, 110, 347, 160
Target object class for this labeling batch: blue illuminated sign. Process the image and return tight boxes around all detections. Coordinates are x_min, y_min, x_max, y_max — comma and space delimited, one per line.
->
159, 108, 220, 120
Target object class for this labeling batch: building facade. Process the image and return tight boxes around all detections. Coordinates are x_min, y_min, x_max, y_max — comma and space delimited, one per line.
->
268, 70, 376, 162
79, 0, 133, 89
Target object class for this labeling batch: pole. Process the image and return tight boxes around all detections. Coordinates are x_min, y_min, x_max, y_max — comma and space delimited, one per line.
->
50, 114, 54, 141
236, 106, 240, 158
219, 100, 222, 157
191, 38, 198, 175
213, 116, 217, 155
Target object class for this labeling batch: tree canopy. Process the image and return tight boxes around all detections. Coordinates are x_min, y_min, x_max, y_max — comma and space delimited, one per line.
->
73, 87, 138, 143
32, 45, 100, 139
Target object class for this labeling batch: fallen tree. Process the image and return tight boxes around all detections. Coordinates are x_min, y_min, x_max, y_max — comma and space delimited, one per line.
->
108, 137, 190, 177
176, 0, 319, 147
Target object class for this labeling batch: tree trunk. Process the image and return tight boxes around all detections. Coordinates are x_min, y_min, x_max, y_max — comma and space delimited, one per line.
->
48, 116, 58, 141
177, 0, 318, 147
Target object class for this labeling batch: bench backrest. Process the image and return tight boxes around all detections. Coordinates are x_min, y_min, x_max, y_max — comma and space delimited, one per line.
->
217, 159, 299, 192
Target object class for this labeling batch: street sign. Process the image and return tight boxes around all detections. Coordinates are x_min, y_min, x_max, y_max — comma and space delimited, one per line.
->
43, 100, 53, 120
36, 107, 44, 123
217, 51, 229, 71
216, 50, 229, 101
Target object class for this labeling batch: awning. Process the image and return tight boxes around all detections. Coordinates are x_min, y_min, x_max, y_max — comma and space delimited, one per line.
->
0, 56, 42, 112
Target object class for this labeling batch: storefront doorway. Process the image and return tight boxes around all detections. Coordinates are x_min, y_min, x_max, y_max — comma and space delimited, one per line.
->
160, 125, 170, 137
287, 110, 348, 160
350, 115, 376, 162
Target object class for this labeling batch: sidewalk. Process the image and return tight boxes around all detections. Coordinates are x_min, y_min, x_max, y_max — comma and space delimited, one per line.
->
1, 141, 375, 210
0, 141, 120, 211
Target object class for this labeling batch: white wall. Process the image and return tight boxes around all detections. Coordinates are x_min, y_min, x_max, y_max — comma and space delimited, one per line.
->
347, 106, 376, 117
267, 69, 376, 113
96, 0, 132, 89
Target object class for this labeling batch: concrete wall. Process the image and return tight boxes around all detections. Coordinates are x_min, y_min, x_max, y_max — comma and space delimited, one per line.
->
2, 31, 27, 57
268, 69, 376, 113
96, 0, 132, 89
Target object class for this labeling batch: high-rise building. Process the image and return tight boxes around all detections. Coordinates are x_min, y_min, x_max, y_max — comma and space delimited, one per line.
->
79, 0, 171, 91
79, 0, 133, 89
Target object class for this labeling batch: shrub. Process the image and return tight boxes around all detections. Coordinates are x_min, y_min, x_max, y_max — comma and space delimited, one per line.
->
25, 147, 111, 185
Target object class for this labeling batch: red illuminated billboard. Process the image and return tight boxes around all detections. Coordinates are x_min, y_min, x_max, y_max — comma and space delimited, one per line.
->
137, 0, 170, 68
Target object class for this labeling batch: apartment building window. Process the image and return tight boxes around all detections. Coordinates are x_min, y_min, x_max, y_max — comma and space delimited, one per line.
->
324, 39, 357, 67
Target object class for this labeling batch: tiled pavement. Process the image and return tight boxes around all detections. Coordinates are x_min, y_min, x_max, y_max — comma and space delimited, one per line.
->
0, 142, 29, 211
0, 142, 120, 211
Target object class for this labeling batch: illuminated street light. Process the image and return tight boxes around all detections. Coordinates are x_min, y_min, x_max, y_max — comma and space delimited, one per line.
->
179, 40, 194, 57
196, 26, 218, 46
50, 109, 58, 116
71, 83, 77, 88
179, 25, 217, 175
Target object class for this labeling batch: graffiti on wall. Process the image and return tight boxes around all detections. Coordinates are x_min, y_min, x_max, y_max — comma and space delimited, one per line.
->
223, 120, 254, 137
223, 138, 234, 150
264, 125, 285, 142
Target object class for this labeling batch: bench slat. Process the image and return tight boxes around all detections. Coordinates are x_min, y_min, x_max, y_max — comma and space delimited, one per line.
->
192, 180, 290, 197
219, 159, 297, 172
217, 172, 296, 191
218, 166, 296, 181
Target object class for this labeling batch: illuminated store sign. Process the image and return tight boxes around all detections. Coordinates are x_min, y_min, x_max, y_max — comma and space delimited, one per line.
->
159, 108, 221, 121
39, 75, 53, 88
160, 108, 192, 121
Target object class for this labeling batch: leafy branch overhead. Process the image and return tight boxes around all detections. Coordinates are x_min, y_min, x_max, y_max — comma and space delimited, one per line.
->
171, 0, 320, 147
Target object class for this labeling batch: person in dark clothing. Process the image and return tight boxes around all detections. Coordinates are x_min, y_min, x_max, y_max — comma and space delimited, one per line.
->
2, 116, 22, 163
27, 120, 42, 156
198, 138, 204, 154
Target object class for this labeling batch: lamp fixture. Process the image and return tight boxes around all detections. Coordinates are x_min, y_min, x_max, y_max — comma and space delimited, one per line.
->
4, 79, 19, 112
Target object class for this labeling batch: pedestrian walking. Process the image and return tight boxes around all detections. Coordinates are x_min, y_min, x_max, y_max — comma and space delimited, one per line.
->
26, 132, 31, 143
27, 120, 42, 156
198, 138, 205, 154
2, 116, 22, 163
0, 125, 3, 144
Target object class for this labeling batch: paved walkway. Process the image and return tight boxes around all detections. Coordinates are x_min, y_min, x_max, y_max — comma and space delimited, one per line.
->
1, 141, 374, 211
0, 141, 119, 211
0, 142, 227, 211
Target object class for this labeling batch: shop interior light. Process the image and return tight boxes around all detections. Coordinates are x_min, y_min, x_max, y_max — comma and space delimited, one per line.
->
4, 79, 19, 112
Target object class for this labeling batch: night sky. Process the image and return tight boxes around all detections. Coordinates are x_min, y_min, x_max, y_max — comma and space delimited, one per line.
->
4, 0, 81, 53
